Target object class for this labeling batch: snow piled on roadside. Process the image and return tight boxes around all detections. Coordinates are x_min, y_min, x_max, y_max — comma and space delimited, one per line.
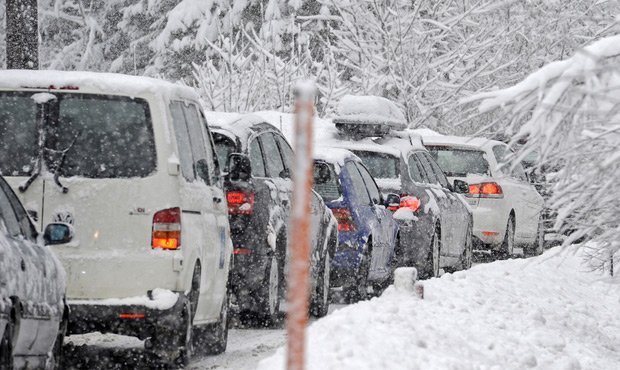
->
259, 247, 620, 370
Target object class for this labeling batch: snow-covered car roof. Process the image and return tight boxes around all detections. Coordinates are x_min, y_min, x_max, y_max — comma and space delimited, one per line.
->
314, 147, 361, 168
210, 113, 280, 150
422, 135, 501, 150
0, 70, 199, 101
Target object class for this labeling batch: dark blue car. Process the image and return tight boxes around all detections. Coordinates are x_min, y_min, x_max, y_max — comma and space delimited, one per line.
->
313, 148, 399, 302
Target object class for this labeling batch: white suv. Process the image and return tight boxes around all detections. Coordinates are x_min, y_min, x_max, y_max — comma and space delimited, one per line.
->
0, 70, 232, 366
423, 136, 544, 258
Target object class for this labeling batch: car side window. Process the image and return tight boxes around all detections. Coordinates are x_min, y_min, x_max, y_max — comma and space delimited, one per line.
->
511, 162, 528, 182
248, 139, 266, 177
0, 184, 22, 238
345, 161, 371, 205
408, 155, 424, 182
415, 153, 437, 184
194, 105, 222, 185
182, 103, 213, 184
260, 133, 286, 178
425, 153, 450, 188
170, 102, 195, 181
275, 134, 294, 177
356, 163, 382, 205
0, 179, 36, 241
492, 145, 506, 163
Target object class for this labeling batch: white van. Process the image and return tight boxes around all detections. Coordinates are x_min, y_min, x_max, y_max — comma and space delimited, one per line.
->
0, 70, 233, 365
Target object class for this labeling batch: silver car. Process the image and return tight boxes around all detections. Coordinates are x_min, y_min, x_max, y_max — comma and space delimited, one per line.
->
0, 175, 68, 369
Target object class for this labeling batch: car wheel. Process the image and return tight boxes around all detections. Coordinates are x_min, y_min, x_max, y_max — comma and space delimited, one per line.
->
148, 298, 193, 367
420, 226, 441, 279
46, 306, 68, 370
460, 224, 473, 270
0, 321, 14, 370
499, 215, 515, 259
344, 240, 370, 303
526, 218, 544, 257
195, 291, 229, 355
257, 253, 281, 326
310, 251, 331, 318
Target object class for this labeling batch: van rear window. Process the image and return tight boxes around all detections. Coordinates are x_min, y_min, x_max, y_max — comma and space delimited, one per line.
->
0, 91, 156, 178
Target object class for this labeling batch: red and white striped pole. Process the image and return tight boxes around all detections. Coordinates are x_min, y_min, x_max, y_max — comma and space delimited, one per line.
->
286, 80, 316, 370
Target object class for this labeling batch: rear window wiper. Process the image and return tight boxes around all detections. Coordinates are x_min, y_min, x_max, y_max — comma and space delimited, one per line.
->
50, 131, 81, 193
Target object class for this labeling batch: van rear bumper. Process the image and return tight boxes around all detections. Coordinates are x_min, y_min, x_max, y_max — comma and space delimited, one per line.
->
67, 292, 187, 339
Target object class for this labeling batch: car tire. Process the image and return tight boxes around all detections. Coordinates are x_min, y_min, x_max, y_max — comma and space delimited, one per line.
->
460, 224, 473, 270
310, 251, 331, 318
194, 291, 229, 355
498, 215, 515, 260
46, 305, 68, 370
148, 297, 194, 367
344, 240, 371, 303
525, 218, 544, 257
255, 253, 281, 327
0, 320, 14, 370
420, 225, 441, 279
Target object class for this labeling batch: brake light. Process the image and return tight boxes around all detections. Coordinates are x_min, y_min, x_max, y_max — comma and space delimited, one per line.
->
467, 182, 503, 198
332, 208, 356, 232
119, 313, 145, 319
227, 190, 255, 215
233, 248, 253, 255
399, 196, 421, 212
152, 207, 181, 250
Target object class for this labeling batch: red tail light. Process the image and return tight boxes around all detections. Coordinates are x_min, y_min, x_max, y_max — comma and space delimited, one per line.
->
227, 190, 255, 215
152, 207, 181, 250
399, 196, 421, 212
332, 208, 356, 232
467, 182, 504, 198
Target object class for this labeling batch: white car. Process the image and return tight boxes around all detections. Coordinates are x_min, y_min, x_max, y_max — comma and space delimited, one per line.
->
0, 70, 233, 366
423, 136, 545, 258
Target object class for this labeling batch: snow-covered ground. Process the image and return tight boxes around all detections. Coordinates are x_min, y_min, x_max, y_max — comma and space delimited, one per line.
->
259, 246, 620, 369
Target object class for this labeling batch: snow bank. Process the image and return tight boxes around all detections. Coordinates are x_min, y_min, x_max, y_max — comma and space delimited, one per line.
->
259, 247, 620, 369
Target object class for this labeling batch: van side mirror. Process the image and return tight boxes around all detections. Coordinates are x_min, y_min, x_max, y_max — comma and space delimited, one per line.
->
453, 179, 469, 194
228, 153, 252, 182
385, 193, 401, 211
44, 223, 74, 245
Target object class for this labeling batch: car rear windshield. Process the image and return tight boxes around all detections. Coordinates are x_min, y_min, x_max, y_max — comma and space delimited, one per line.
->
212, 132, 237, 170
0, 91, 156, 178
351, 150, 399, 179
427, 146, 490, 177
313, 162, 341, 202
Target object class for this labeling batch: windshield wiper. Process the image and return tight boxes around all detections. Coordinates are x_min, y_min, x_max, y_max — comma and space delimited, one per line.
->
51, 131, 81, 194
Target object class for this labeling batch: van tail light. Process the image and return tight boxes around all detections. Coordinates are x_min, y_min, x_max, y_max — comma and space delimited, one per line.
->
152, 207, 181, 250
332, 208, 356, 232
227, 190, 255, 215
399, 196, 421, 212
467, 182, 504, 199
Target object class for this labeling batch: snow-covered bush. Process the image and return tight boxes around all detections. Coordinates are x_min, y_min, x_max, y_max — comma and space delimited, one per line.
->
466, 35, 620, 275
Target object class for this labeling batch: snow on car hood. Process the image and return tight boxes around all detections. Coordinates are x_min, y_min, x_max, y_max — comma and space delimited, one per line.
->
259, 246, 620, 369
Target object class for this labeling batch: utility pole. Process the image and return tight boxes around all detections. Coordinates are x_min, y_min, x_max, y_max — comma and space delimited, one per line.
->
287, 80, 316, 370
6, 0, 39, 69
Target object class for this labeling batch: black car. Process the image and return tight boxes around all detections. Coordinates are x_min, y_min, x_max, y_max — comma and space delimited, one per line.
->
211, 115, 337, 323
0, 174, 68, 368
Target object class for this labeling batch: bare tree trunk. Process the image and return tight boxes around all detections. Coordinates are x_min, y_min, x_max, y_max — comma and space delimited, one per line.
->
6, 0, 38, 69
